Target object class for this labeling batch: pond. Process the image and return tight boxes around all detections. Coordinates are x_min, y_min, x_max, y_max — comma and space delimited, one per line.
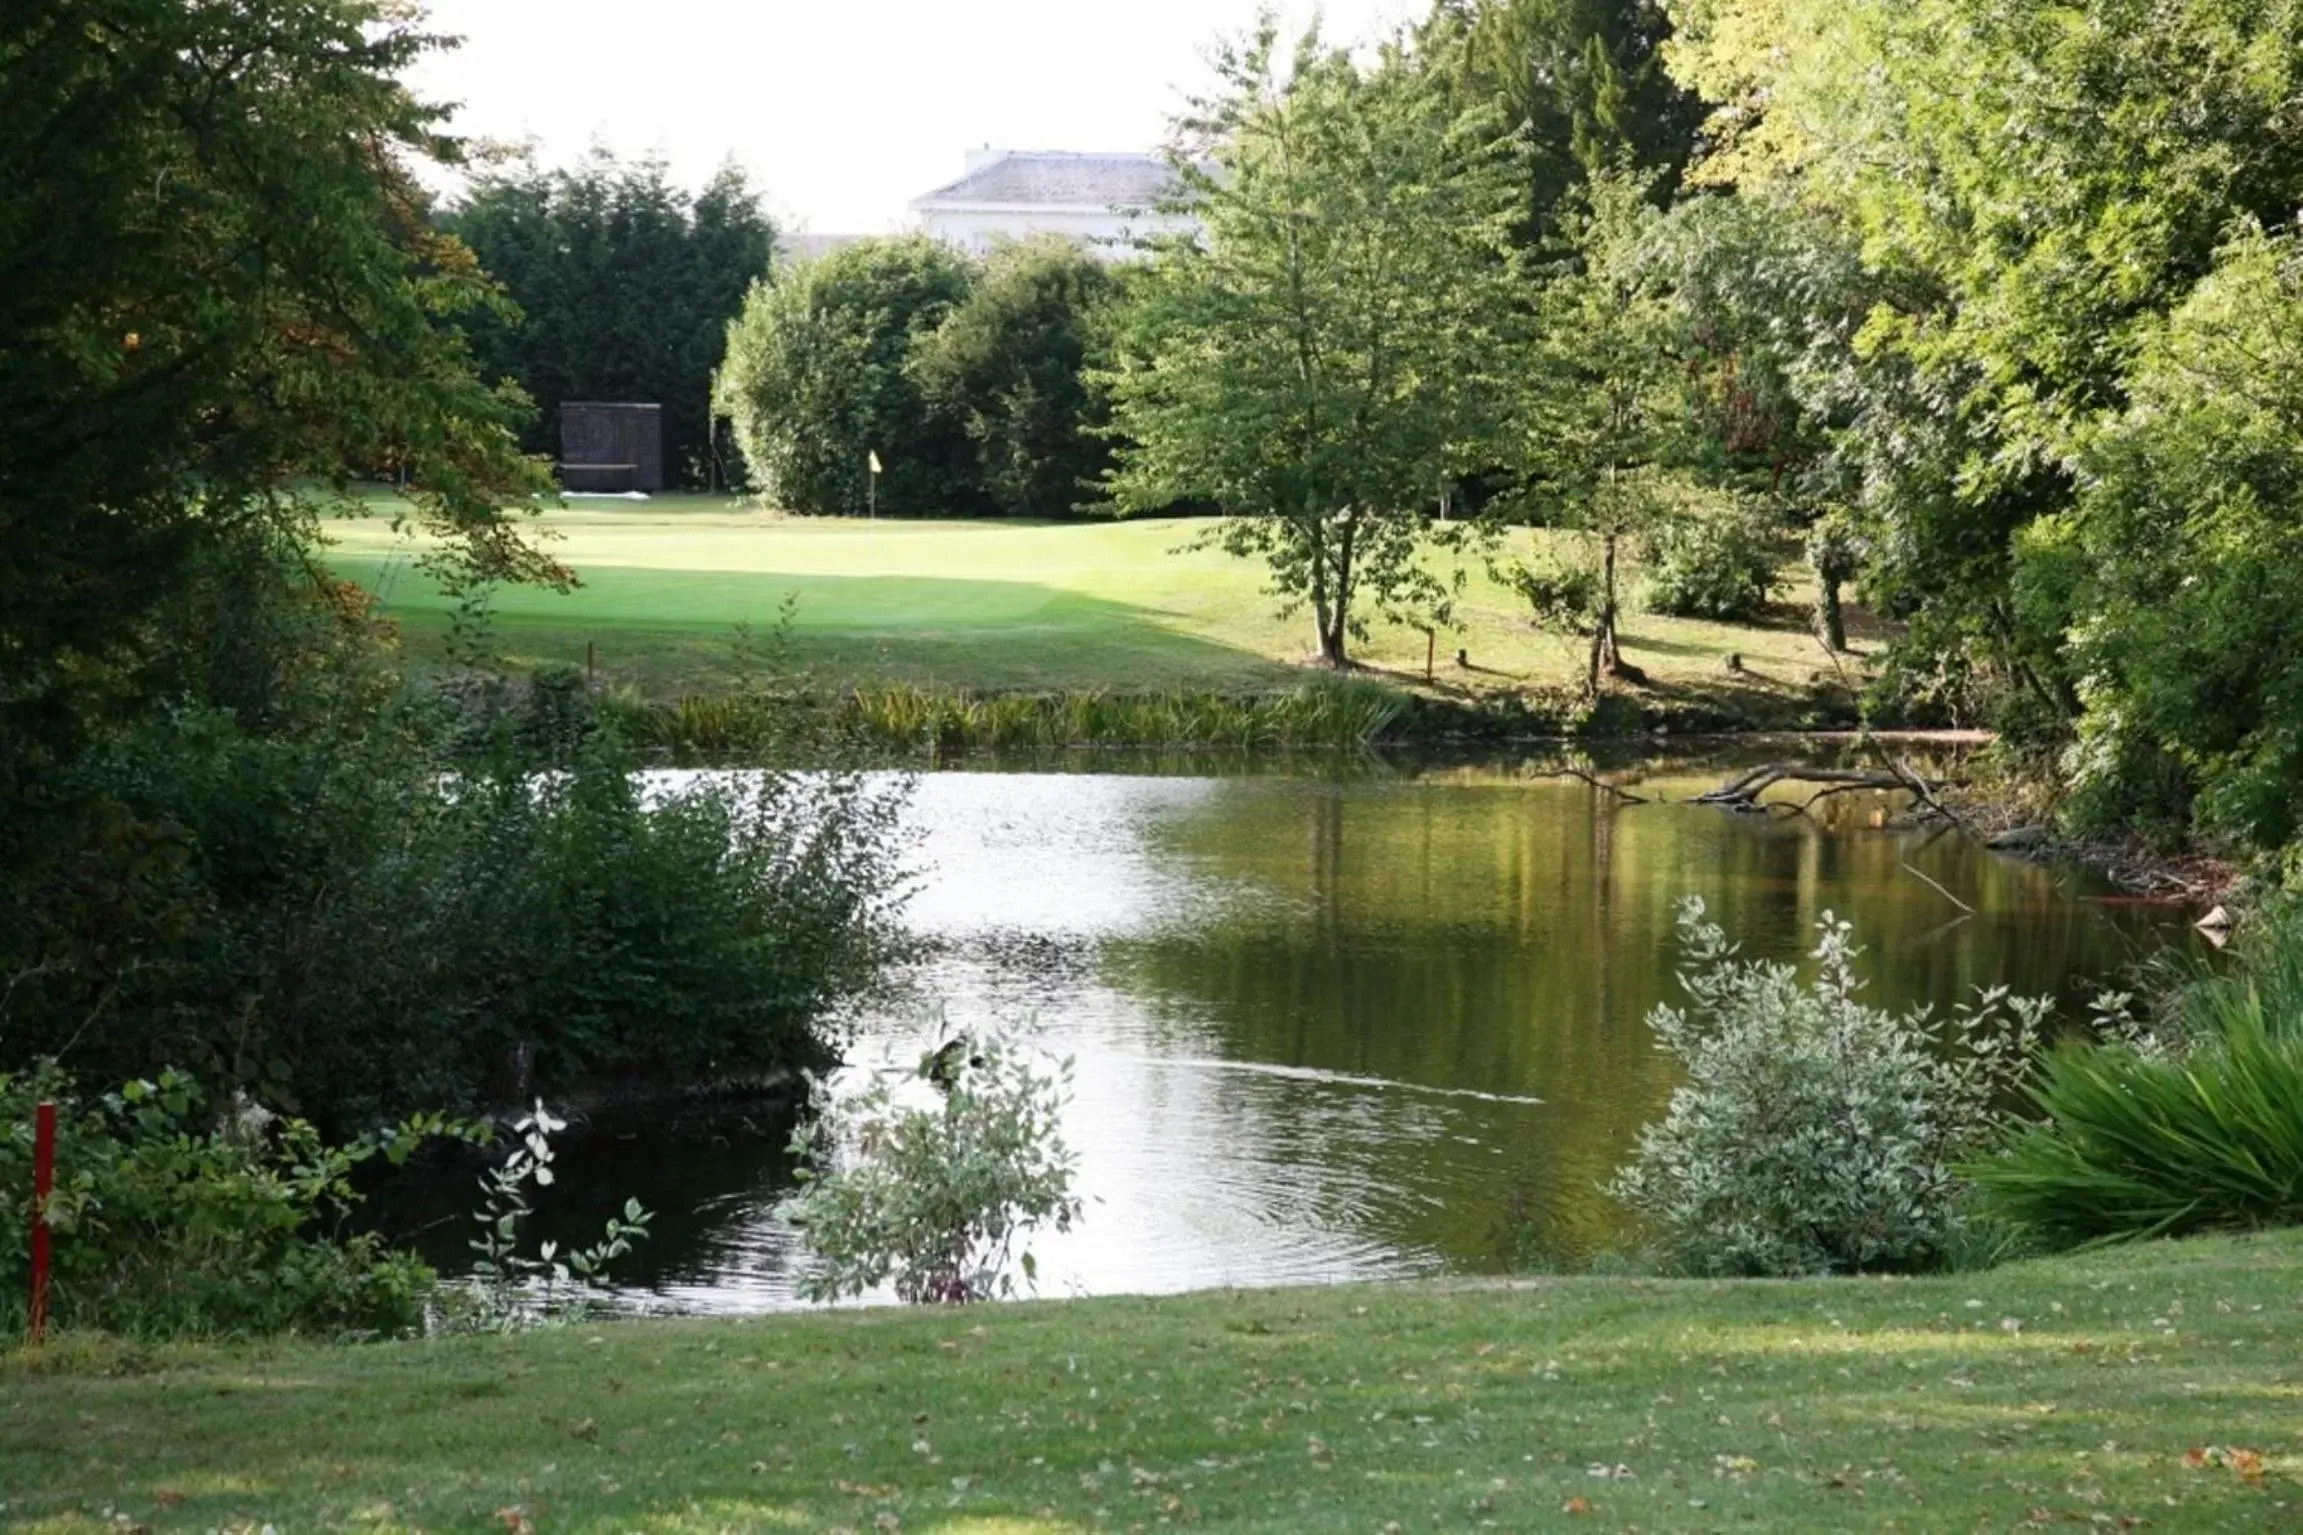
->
418, 749, 2190, 1311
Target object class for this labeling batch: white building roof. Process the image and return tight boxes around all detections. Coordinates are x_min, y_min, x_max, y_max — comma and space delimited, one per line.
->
912, 151, 1180, 212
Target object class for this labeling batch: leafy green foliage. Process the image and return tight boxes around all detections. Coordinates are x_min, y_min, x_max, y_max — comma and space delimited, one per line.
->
443, 150, 777, 487
720, 237, 981, 516
0, 0, 559, 737
1974, 1024, 2303, 1248
1610, 899, 2047, 1276
783, 1031, 1082, 1304
1, 656, 915, 1127
0, 1064, 472, 1339
1642, 496, 1782, 620
1500, 554, 1602, 638
1662, 0, 2303, 771
1509, 171, 1715, 684
908, 237, 1122, 517
1102, 23, 1521, 665
1428, 0, 1707, 237
2040, 228, 2303, 847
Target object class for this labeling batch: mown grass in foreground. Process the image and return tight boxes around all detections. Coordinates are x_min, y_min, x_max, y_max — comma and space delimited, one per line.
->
5, 1231, 2300, 1531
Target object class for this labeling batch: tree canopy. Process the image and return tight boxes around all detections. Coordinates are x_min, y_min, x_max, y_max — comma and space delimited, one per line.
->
719, 237, 981, 517
1, 0, 554, 737
442, 149, 776, 489
910, 237, 1122, 518
1102, 23, 1521, 666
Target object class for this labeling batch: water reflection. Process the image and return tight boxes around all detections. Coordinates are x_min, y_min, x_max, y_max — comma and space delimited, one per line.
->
427, 757, 2185, 1311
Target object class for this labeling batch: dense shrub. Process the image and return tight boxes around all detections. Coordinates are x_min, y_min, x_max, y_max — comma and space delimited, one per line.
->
783, 1030, 1081, 1304
719, 237, 981, 516
909, 237, 1122, 517
1643, 502, 1782, 621
1609, 899, 2046, 1276
1973, 1024, 2303, 1245
1972, 906, 2303, 1244
1502, 554, 1602, 636
0, 1064, 462, 1339
1, 656, 914, 1128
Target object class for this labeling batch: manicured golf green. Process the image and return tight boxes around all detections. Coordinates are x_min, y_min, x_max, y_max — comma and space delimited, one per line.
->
6, 1230, 2300, 1531
329, 494, 1860, 703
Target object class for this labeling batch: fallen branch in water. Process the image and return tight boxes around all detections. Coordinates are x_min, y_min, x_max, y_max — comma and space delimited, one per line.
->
1884, 753, 1984, 840
1694, 764, 1959, 815
1900, 859, 1976, 914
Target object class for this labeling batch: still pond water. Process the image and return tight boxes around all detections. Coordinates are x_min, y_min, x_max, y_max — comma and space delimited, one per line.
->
452, 751, 2188, 1311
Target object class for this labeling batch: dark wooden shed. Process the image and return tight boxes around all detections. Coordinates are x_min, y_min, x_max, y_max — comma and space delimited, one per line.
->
558, 402, 665, 493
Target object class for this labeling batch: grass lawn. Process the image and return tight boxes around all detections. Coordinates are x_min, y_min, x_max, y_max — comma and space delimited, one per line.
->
328, 494, 1869, 706
6, 1231, 2300, 1532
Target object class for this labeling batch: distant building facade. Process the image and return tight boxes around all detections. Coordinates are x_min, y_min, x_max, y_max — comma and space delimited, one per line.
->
910, 150, 1195, 259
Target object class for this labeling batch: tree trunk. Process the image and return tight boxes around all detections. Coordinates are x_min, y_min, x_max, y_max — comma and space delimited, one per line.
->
1317, 512, 1357, 669
1305, 503, 1339, 667
1820, 572, 1848, 652
1591, 531, 1623, 686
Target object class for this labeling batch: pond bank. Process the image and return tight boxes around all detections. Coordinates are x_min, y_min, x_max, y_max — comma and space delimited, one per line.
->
585, 675, 1870, 760
8, 1228, 2298, 1531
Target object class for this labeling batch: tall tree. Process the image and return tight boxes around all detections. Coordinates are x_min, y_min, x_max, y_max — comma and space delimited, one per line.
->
1661, 0, 2303, 721
0, 0, 555, 740
1427, 0, 1706, 238
1102, 23, 1520, 667
909, 237, 1122, 518
1634, 190, 1872, 646
1, 0, 562, 1088
2044, 227, 2303, 846
1510, 170, 1706, 688
719, 237, 981, 517
443, 151, 776, 487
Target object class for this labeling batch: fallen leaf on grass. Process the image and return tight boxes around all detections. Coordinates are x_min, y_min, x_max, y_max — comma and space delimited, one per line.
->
2184, 1445, 2267, 1484
1561, 1496, 1593, 1515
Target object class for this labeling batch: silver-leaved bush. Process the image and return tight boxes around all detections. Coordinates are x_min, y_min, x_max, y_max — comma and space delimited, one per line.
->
1609, 897, 2048, 1276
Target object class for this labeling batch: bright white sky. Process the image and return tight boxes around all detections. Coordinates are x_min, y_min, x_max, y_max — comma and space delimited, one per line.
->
409, 0, 1418, 234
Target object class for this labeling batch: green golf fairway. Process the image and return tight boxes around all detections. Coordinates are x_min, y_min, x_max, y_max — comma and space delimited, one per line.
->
328, 494, 1852, 700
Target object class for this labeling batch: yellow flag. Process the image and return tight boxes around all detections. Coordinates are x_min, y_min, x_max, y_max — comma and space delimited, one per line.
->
868, 450, 883, 474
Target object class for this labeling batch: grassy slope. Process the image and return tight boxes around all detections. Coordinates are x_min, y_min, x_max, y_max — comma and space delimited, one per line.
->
7, 1232, 2301, 1532
327, 496, 1861, 705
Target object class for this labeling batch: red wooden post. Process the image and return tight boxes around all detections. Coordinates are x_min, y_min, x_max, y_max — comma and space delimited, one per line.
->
28, 1100, 55, 1346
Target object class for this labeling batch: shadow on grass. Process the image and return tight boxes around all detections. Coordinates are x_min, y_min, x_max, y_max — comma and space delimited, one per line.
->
338, 559, 1304, 695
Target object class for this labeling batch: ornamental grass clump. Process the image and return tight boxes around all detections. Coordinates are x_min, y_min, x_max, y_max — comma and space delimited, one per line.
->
1610, 898, 2048, 1276
1970, 904, 2303, 1245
